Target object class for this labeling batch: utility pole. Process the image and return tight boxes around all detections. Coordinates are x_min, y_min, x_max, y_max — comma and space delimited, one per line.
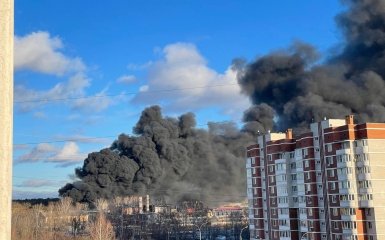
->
0, 0, 14, 239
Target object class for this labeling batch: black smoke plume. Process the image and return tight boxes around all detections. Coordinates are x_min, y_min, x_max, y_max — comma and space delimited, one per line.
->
238, 0, 385, 133
60, 106, 254, 205
60, 0, 385, 204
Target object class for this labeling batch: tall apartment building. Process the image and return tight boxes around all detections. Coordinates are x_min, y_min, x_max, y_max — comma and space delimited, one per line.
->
245, 116, 385, 240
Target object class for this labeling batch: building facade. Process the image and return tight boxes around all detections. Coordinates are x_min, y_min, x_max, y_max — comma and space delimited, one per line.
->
246, 116, 385, 240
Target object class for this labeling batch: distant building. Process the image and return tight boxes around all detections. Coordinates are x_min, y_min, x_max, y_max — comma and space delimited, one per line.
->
119, 195, 150, 215
246, 115, 385, 240
209, 205, 246, 226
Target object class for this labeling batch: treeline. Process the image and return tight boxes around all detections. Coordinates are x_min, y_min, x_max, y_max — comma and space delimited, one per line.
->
12, 197, 249, 240
12, 197, 114, 240
13, 198, 60, 206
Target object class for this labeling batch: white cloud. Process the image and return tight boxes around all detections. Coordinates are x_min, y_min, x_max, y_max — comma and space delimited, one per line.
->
14, 72, 90, 111
139, 85, 149, 92
14, 72, 121, 113
127, 61, 152, 71
49, 142, 87, 166
13, 31, 128, 114
133, 43, 249, 117
14, 31, 85, 75
17, 143, 57, 163
16, 142, 87, 167
116, 75, 137, 84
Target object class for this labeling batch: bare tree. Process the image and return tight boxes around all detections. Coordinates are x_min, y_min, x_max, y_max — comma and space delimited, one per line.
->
95, 198, 109, 212
12, 203, 34, 240
88, 212, 115, 240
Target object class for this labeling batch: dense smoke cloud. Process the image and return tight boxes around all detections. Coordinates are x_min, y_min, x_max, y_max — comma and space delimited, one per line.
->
238, 0, 385, 133
60, 0, 385, 204
60, 106, 254, 205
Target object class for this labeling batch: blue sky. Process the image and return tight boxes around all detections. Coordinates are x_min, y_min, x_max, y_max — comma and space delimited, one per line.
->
13, 0, 344, 199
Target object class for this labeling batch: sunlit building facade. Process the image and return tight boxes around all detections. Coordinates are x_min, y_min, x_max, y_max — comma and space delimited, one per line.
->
246, 116, 385, 240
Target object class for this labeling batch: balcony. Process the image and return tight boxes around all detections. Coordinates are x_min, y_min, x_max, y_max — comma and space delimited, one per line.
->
339, 188, 349, 195
355, 146, 369, 154
278, 224, 291, 231
337, 161, 353, 168
341, 214, 356, 221
359, 188, 373, 194
246, 162, 252, 169
340, 200, 357, 208
336, 149, 351, 155
342, 228, 356, 235
359, 200, 373, 208
358, 173, 371, 181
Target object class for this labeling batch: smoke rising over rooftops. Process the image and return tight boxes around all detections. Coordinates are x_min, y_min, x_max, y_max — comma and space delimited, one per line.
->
60, 0, 385, 205
60, 106, 253, 205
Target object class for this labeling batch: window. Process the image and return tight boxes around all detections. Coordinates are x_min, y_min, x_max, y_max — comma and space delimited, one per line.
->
342, 141, 350, 149
305, 184, 311, 193
302, 148, 308, 157
327, 144, 332, 152
291, 162, 296, 169
269, 175, 275, 183
359, 180, 372, 189
339, 181, 351, 189
366, 209, 372, 216
332, 208, 339, 216
368, 222, 373, 229
326, 156, 333, 165
333, 221, 339, 229
304, 160, 309, 168
308, 208, 313, 216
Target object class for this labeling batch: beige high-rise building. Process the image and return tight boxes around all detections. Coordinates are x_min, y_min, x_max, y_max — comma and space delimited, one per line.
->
246, 116, 385, 240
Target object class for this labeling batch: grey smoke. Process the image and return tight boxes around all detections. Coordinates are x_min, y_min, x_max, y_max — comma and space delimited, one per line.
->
238, 0, 385, 133
60, 106, 254, 205
60, 0, 385, 204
